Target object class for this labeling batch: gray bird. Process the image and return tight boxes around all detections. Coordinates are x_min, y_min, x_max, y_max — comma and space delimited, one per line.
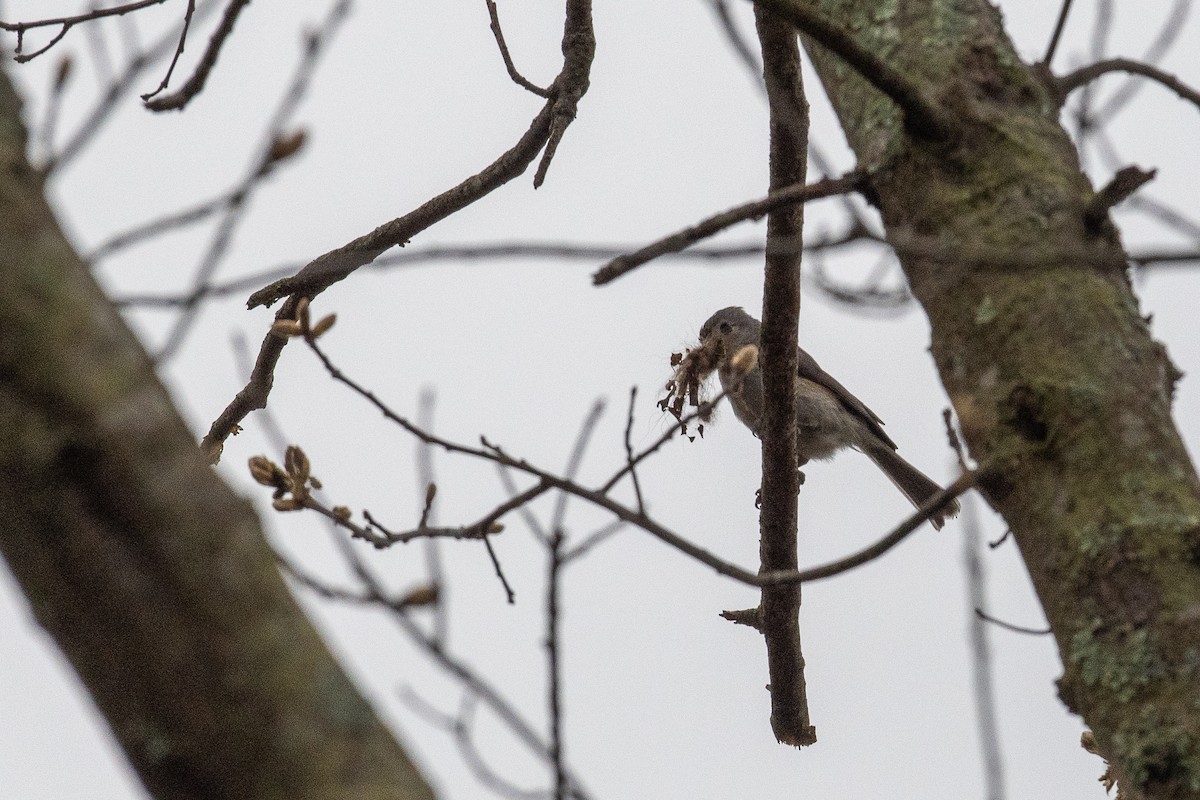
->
698, 306, 960, 529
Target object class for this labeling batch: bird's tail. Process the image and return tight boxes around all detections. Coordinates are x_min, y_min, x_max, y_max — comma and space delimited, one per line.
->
863, 441, 960, 530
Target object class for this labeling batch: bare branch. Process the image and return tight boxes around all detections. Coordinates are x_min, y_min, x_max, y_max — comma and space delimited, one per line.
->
115, 231, 867, 307
416, 389, 449, 645
43, 0, 225, 175
749, 0, 958, 141
88, 190, 238, 262
622, 387, 646, 515
1056, 58, 1200, 111
1084, 165, 1156, 232
138, 0, 196, 103
546, 533, 567, 800
549, 399, 606, 534
974, 608, 1053, 636
143, 0, 252, 110
205, 2, 595, 459
961, 495, 1008, 800
484, 0, 551, 97
754, 4, 814, 748
326, 535, 594, 799
1041, 0, 1074, 66
157, 1, 349, 363
0, 0, 170, 62
706, 0, 763, 92
591, 171, 864, 285
298, 330, 975, 588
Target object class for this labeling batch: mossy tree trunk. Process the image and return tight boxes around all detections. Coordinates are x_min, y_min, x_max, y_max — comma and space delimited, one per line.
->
790, 1, 1200, 796
0, 68, 436, 800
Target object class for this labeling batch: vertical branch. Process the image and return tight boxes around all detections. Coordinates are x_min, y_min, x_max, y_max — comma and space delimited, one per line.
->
962, 495, 1008, 799
753, 7, 815, 747
416, 387, 449, 647
546, 531, 567, 799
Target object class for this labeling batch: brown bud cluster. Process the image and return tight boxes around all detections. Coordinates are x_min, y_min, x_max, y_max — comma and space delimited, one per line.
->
248, 444, 322, 512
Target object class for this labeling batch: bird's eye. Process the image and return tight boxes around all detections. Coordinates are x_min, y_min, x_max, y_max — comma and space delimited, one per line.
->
719, 322, 732, 334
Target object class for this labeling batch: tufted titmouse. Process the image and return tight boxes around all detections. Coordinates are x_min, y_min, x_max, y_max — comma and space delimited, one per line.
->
698, 306, 960, 530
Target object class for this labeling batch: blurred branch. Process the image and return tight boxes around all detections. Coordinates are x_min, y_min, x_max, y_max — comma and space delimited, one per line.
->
416, 388, 450, 646
1056, 58, 1200, 110
155, 0, 350, 363
1041, 0, 1074, 66
1092, 0, 1190, 122
962, 495, 1008, 800
206, 0, 596, 461
326, 532, 595, 799
400, 692, 558, 800
113, 231, 865, 307
41, 0, 224, 174
591, 171, 865, 285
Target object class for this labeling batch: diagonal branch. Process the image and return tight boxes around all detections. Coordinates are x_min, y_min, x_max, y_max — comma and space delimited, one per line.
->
591, 171, 864, 285
143, 0, 252, 110
202, 0, 595, 461
748, 0, 958, 141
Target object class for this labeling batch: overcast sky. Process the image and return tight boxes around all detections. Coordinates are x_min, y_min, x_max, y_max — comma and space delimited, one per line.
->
3, 2, 1199, 799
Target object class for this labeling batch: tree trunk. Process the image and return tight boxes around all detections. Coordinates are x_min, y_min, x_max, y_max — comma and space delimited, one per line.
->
0, 67, 436, 800
791, 1, 1200, 797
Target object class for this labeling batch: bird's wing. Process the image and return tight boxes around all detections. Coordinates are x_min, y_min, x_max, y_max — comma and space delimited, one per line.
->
796, 347, 898, 451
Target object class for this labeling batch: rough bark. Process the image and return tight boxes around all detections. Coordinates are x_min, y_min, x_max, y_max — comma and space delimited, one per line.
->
0, 67, 436, 800
791, 1, 1200, 796
754, 7, 816, 747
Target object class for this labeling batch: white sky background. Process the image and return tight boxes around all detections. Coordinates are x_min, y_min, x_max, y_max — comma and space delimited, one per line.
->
2, 1, 1199, 798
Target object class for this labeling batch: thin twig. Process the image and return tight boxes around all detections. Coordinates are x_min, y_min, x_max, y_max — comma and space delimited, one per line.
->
1093, 0, 1190, 122
482, 534, 517, 604
327, 535, 593, 799
300, 332, 975, 588
144, 0, 254, 110
622, 387, 646, 515
546, 532, 567, 800
591, 171, 864, 285
1, 0, 170, 61
138, 0, 196, 102
974, 608, 1052, 636
484, 0, 551, 97
1056, 58, 1200, 110
1041, 0, 1074, 66
549, 399, 606, 534
42, 0, 224, 174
